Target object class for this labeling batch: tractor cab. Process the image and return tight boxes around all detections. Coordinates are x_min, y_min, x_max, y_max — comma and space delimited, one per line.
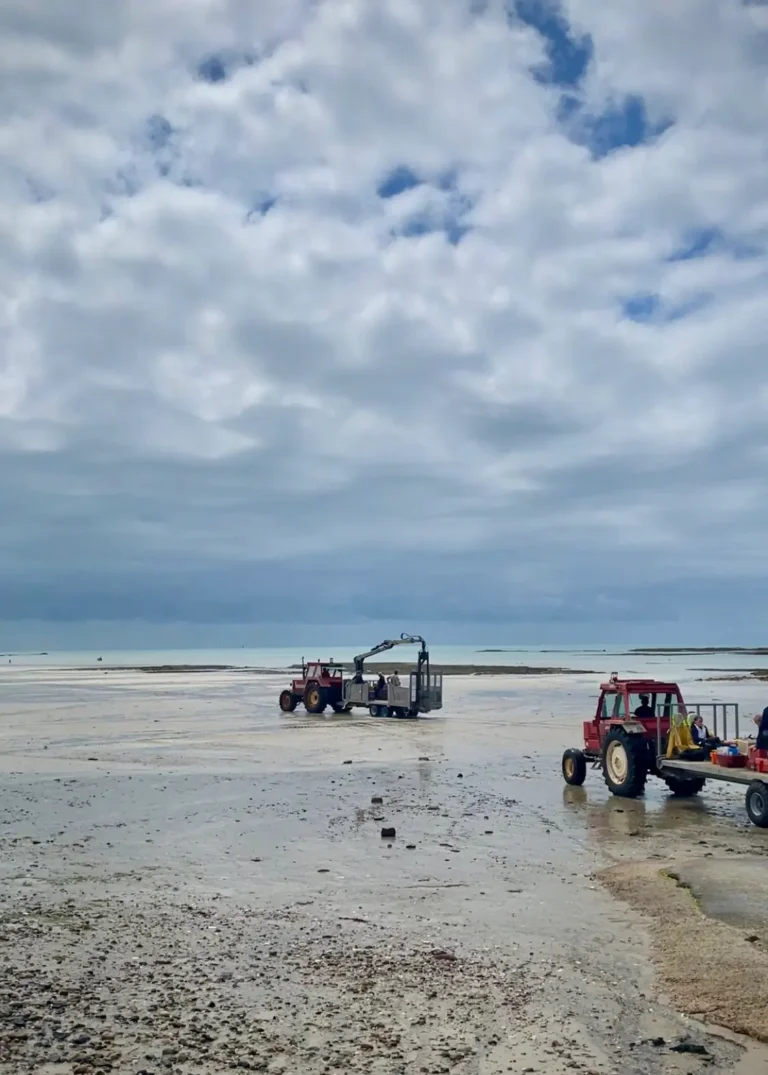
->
302, 661, 343, 683
583, 674, 686, 755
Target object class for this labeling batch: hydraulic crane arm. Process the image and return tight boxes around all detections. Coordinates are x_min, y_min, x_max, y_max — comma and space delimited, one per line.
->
353, 633, 426, 674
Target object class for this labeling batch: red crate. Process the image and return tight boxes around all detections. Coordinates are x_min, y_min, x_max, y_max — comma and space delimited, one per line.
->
714, 753, 747, 768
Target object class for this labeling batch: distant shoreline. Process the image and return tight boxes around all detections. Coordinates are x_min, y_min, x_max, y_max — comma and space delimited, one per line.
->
629, 647, 768, 655
75, 663, 595, 676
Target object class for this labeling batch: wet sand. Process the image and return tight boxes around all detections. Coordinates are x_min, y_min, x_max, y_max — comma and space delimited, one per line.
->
1, 665, 768, 1074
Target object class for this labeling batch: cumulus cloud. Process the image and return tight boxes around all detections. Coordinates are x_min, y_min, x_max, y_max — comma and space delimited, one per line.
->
1, 0, 767, 639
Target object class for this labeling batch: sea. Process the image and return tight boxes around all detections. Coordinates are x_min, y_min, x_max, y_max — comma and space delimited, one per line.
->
1, 644, 767, 684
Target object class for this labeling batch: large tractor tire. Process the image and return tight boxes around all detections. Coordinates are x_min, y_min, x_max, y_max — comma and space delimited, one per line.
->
602, 730, 648, 798
279, 689, 298, 713
663, 773, 706, 797
746, 781, 768, 827
562, 748, 587, 787
304, 683, 327, 714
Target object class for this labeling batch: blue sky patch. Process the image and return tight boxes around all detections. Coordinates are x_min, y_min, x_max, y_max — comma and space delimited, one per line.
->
578, 95, 673, 159
377, 166, 422, 199
198, 55, 227, 83
196, 50, 257, 84
511, 0, 593, 88
622, 293, 659, 322
146, 114, 173, 151
622, 291, 711, 323
667, 226, 764, 262
668, 227, 720, 261
246, 196, 277, 222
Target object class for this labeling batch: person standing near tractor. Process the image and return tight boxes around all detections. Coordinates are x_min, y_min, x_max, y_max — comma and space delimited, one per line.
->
754, 706, 768, 749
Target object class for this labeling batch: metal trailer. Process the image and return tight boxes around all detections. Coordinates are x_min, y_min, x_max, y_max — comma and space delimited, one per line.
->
653, 706, 768, 828
343, 634, 443, 718
344, 668, 443, 718
656, 755, 768, 828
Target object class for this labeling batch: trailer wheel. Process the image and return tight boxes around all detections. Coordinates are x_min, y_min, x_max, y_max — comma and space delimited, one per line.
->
304, 683, 326, 714
745, 781, 768, 827
663, 774, 706, 797
602, 730, 647, 798
562, 748, 587, 787
279, 690, 297, 713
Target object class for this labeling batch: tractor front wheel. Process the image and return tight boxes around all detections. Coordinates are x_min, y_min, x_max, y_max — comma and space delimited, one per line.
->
304, 683, 327, 714
279, 690, 297, 713
746, 781, 768, 827
602, 730, 648, 798
562, 748, 587, 787
663, 773, 706, 797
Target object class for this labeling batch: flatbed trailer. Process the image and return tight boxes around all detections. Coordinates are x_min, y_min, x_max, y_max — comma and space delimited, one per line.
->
657, 756, 768, 827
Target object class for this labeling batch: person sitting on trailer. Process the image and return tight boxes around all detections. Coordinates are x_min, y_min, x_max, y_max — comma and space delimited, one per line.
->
754, 706, 768, 750
690, 714, 720, 750
690, 714, 707, 745
633, 693, 654, 719
375, 673, 387, 698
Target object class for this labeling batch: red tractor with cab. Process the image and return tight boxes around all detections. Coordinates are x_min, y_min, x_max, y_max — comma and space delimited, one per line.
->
279, 660, 350, 715
562, 675, 710, 798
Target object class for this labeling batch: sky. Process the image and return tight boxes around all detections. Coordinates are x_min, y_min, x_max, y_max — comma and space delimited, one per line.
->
2, 0, 768, 649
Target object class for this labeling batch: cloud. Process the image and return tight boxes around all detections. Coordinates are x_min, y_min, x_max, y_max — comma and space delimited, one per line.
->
1, 0, 768, 641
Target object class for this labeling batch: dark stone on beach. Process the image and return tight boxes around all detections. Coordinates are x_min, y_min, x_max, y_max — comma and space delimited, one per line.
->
405, 844, 416, 850
670, 1042, 708, 1055
343, 760, 352, 765
381, 827, 396, 839
418, 756, 429, 761
371, 796, 383, 804
457, 773, 464, 779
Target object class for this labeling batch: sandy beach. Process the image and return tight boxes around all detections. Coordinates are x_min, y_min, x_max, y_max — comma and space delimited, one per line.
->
1, 664, 768, 1075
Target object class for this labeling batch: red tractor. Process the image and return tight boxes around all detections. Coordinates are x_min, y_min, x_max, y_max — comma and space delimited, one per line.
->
561, 675, 709, 798
279, 660, 351, 715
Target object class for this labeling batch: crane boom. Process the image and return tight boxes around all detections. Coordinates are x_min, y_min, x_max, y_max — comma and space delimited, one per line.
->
353, 633, 426, 674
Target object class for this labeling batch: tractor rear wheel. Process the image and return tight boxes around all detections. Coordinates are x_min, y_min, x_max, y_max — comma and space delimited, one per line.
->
602, 730, 648, 798
562, 748, 587, 787
304, 683, 326, 714
746, 781, 768, 827
663, 773, 706, 797
279, 690, 297, 713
